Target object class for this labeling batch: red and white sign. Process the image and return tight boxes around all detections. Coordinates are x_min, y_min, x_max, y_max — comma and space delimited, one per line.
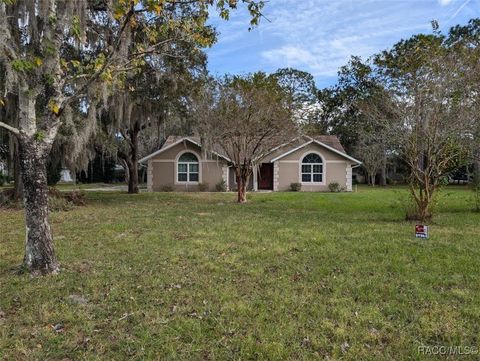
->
415, 225, 429, 239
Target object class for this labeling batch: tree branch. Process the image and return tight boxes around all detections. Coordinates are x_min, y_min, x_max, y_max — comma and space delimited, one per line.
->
0, 3, 19, 62
60, 6, 137, 111
0, 121, 20, 135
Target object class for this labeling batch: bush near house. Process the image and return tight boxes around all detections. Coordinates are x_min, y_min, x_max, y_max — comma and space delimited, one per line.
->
328, 182, 343, 192
198, 182, 209, 192
215, 180, 227, 192
160, 185, 174, 192
290, 182, 302, 191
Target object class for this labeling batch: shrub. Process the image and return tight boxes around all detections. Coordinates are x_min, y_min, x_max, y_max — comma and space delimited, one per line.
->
0, 174, 5, 186
49, 195, 74, 212
1, 187, 86, 211
160, 184, 174, 192
198, 182, 209, 192
64, 190, 87, 206
290, 182, 302, 192
215, 180, 227, 192
439, 176, 450, 187
48, 187, 64, 198
0, 188, 21, 209
328, 182, 342, 192
47, 188, 87, 211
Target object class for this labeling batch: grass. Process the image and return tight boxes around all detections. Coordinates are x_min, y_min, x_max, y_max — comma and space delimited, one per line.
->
1, 186, 479, 360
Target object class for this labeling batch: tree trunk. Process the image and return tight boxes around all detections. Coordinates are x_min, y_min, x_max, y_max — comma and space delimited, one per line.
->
474, 163, 480, 184
237, 178, 247, 203
19, 136, 59, 275
416, 197, 432, 221
122, 125, 139, 194
122, 159, 130, 185
128, 160, 138, 194
13, 140, 23, 200
380, 152, 387, 187
408, 183, 434, 221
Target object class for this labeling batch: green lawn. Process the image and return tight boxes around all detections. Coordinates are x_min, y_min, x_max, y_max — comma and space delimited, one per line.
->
1, 187, 479, 360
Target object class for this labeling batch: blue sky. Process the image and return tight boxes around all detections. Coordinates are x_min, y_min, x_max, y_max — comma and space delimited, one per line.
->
206, 0, 479, 88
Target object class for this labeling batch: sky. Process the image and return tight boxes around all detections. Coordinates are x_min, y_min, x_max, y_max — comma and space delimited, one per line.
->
206, 0, 479, 88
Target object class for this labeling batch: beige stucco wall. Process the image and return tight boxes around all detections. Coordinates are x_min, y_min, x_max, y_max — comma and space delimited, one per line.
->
150, 141, 226, 192
201, 161, 225, 190
154, 140, 199, 160
279, 143, 346, 162
228, 167, 254, 191
147, 138, 354, 192
275, 143, 351, 192
261, 137, 307, 163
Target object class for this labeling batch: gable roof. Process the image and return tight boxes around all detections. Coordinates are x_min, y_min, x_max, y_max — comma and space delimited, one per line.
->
139, 136, 230, 163
140, 134, 360, 165
310, 135, 346, 154
269, 136, 362, 164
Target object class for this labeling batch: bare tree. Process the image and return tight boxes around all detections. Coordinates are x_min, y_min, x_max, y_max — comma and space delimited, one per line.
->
355, 131, 384, 186
193, 74, 296, 203
446, 19, 480, 209
373, 33, 469, 220
355, 84, 401, 186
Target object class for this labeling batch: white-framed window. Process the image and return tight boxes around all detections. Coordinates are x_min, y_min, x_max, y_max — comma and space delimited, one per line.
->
301, 153, 324, 183
177, 152, 199, 183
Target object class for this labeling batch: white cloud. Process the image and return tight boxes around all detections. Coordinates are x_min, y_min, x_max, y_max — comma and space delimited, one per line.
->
262, 46, 319, 70
259, 0, 430, 79
207, 0, 477, 86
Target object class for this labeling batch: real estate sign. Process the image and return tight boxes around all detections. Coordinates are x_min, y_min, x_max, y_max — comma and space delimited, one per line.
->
415, 225, 429, 239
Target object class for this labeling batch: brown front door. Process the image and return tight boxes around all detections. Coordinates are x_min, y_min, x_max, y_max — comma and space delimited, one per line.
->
258, 163, 274, 190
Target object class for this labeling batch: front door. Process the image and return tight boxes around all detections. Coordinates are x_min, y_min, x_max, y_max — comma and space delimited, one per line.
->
258, 163, 274, 190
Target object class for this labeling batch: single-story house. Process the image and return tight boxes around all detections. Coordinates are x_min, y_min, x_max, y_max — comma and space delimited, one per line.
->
139, 134, 361, 192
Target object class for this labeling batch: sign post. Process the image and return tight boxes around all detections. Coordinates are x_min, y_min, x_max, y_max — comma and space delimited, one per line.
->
415, 225, 429, 239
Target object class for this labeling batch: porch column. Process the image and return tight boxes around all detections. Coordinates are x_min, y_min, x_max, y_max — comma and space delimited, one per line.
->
346, 163, 352, 192
273, 161, 279, 191
253, 165, 258, 191
147, 159, 153, 192
222, 165, 229, 191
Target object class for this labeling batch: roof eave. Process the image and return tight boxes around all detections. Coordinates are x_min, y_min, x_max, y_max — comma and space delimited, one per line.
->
270, 137, 362, 164
139, 137, 231, 163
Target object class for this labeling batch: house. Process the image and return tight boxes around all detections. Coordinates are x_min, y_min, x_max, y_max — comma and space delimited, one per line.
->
139, 135, 361, 192
60, 168, 74, 183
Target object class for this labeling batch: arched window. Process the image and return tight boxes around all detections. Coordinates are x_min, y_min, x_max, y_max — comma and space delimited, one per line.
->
177, 152, 199, 182
301, 153, 323, 183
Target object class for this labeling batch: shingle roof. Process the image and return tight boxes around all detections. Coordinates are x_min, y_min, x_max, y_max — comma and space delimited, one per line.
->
153, 134, 354, 163
163, 135, 345, 153
161, 136, 230, 159
310, 135, 346, 153
162, 135, 198, 147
